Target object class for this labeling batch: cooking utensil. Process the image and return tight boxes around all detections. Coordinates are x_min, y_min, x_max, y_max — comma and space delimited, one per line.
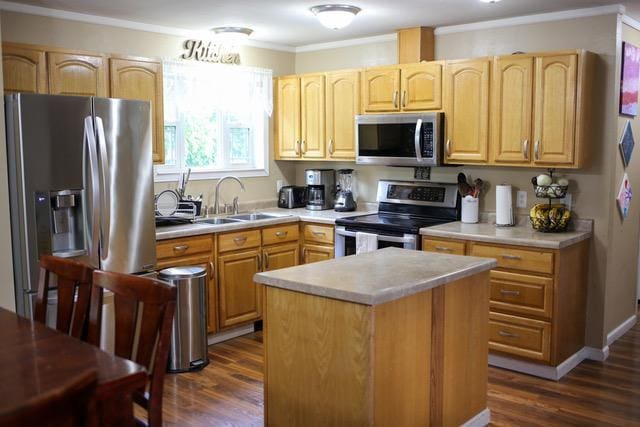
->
457, 173, 473, 197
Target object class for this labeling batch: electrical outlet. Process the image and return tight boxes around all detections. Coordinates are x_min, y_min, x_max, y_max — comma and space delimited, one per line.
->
516, 191, 527, 208
276, 179, 284, 193
561, 193, 572, 210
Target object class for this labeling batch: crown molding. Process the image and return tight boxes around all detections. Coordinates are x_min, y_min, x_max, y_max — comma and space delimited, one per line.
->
434, 4, 626, 35
621, 14, 640, 31
0, 0, 297, 52
295, 33, 396, 53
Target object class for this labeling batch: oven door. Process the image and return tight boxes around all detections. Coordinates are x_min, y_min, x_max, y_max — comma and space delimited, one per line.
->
334, 226, 418, 257
355, 113, 442, 167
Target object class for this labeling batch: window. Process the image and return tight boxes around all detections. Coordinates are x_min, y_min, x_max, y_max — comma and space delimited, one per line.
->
155, 60, 272, 181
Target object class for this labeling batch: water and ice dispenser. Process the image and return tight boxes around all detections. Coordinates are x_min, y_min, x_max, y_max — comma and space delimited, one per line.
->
34, 189, 86, 258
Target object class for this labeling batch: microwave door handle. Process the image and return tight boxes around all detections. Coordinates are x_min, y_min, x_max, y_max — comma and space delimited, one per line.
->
84, 117, 100, 263
414, 119, 423, 162
95, 116, 110, 260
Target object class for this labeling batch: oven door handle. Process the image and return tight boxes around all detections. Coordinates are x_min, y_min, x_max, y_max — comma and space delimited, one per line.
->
335, 228, 416, 244
414, 119, 423, 162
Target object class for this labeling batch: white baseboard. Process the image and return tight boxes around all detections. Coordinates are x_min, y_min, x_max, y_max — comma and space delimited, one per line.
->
583, 345, 610, 362
461, 408, 490, 427
489, 347, 590, 381
606, 314, 637, 346
207, 324, 255, 345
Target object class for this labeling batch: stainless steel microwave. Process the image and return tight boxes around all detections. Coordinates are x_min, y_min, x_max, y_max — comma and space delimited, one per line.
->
355, 112, 444, 167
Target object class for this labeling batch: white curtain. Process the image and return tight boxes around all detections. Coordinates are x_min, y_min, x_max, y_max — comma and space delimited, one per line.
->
163, 60, 273, 122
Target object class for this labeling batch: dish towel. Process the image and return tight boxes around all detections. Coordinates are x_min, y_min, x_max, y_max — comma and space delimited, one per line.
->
355, 232, 378, 255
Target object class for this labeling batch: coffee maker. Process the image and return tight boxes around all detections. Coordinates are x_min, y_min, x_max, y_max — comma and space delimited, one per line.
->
334, 169, 357, 212
305, 169, 335, 210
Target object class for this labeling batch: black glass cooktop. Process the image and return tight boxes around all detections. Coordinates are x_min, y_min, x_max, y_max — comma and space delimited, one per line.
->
335, 213, 451, 235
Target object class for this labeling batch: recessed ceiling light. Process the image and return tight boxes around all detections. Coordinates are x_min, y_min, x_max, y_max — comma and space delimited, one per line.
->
310, 4, 361, 30
479, 0, 501, 3
211, 27, 253, 45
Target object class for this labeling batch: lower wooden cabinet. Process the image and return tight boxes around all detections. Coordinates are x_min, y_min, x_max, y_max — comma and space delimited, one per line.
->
489, 311, 551, 362
218, 248, 262, 329
302, 243, 334, 264
263, 242, 299, 272
422, 237, 466, 255
300, 222, 335, 264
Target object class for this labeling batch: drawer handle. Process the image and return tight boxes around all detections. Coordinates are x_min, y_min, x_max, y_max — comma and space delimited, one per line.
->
312, 231, 326, 236
434, 246, 453, 252
264, 253, 270, 270
233, 236, 248, 244
498, 330, 520, 339
209, 261, 215, 280
173, 244, 189, 252
257, 254, 262, 271
275, 231, 288, 237
500, 254, 522, 260
499, 289, 521, 297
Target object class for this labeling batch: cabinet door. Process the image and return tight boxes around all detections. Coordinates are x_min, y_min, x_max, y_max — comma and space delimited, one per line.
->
218, 249, 261, 329
48, 52, 108, 97
444, 59, 490, 163
263, 243, 299, 271
400, 63, 442, 111
302, 243, 334, 264
492, 57, 533, 164
156, 254, 217, 333
533, 54, 577, 166
300, 75, 325, 159
276, 77, 301, 159
110, 58, 164, 164
326, 70, 359, 160
362, 67, 400, 112
2, 44, 48, 94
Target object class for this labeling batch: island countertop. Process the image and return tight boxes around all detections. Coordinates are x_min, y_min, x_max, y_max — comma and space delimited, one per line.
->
253, 247, 497, 305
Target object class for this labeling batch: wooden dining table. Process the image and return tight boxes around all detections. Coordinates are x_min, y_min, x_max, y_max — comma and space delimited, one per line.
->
0, 307, 147, 426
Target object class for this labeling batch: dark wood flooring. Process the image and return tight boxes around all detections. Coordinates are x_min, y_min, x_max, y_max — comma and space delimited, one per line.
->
159, 318, 640, 426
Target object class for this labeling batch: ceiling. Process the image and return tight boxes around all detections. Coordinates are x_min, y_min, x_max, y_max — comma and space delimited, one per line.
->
4, 0, 638, 47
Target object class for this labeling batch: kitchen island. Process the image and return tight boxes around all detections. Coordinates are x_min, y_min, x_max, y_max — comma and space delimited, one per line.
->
254, 247, 497, 427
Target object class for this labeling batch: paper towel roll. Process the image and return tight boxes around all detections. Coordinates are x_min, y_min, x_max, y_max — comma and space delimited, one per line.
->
496, 185, 514, 226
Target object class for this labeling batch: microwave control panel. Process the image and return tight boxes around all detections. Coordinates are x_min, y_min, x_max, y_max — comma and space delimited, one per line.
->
421, 122, 434, 158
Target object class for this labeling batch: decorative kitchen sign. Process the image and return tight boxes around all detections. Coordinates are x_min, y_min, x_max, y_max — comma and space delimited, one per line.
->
620, 41, 640, 116
181, 39, 240, 64
619, 120, 635, 167
617, 173, 632, 219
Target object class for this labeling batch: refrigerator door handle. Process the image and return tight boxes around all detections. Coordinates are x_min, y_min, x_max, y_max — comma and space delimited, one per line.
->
84, 116, 100, 263
95, 116, 111, 260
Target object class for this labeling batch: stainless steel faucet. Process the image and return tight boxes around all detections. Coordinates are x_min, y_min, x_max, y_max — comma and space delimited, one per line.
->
213, 176, 246, 215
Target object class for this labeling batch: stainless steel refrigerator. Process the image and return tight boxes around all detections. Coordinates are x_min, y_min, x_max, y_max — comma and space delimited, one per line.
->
5, 93, 157, 317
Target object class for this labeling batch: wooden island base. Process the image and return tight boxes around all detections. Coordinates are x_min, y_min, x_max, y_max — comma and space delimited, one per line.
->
262, 271, 490, 427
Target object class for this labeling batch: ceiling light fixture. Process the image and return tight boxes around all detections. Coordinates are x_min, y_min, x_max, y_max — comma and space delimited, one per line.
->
211, 27, 253, 45
310, 4, 361, 30
479, 0, 501, 3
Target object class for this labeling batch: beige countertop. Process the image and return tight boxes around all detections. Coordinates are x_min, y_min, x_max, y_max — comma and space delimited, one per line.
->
420, 216, 593, 249
253, 247, 497, 305
155, 203, 378, 241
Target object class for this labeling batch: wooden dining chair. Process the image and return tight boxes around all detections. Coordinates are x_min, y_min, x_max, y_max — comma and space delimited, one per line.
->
35, 255, 94, 340
87, 270, 177, 427
1, 367, 97, 427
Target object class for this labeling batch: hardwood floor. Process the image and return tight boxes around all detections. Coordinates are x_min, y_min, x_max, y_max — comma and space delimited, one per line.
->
158, 319, 640, 426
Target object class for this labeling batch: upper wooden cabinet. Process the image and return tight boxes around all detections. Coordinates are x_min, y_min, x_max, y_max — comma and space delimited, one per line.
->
2, 43, 48, 94
110, 57, 165, 164
300, 75, 325, 159
444, 58, 491, 164
362, 62, 442, 112
276, 77, 301, 159
47, 52, 108, 97
326, 70, 360, 159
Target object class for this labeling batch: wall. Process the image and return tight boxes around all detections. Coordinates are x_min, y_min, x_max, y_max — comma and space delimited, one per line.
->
0, 11, 298, 209
295, 40, 396, 74
292, 14, 621, 348
603, 20, 640, 335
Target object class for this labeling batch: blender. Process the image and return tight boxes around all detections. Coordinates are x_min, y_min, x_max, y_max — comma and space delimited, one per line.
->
334, 169, 357, 212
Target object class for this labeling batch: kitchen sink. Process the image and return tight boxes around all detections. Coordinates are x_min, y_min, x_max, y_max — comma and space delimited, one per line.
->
196, 218, 242, 225
228, 213, 281, 221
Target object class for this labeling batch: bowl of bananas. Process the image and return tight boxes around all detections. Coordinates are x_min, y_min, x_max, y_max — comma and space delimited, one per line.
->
530, 203, 572, 232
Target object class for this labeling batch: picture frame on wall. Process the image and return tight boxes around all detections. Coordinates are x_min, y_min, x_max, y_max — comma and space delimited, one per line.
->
617, 173, 633, 219
619, 120, 635, 167
620, 41, 640, 116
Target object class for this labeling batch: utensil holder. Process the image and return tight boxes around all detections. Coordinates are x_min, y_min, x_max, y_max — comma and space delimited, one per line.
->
461, 196, 479, 224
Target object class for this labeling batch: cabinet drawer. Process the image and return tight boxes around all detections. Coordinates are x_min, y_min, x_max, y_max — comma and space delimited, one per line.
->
262, 223, 299, 246
303, 223, 334, 245
490, 270, 553, 319
422, 238, 466, 255
157, 235, 213, 260
218, 229, 261, 253
489, 312, 551, 362
470, 243, 553, 275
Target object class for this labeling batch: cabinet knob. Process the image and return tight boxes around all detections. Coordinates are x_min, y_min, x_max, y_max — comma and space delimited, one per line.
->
434, 246, 453, 252
275, 231, 288, 237
233, 236, 248, 245
498, 330, 520, 339
173, 244, 188, 253
499, 289, 521, 297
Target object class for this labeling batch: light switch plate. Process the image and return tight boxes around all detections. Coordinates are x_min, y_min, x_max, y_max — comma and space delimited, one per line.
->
516, 191, 527, 208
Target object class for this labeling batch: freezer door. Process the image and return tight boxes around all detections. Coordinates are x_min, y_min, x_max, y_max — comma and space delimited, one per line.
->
93, 97, 156, 273
5, 94, 98, 309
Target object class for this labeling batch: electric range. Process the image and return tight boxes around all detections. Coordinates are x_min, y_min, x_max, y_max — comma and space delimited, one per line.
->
334, 180, 460, 256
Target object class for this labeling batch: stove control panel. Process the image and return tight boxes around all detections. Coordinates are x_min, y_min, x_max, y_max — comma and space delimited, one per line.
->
377, 180, 458, 208
387, 185, 445, 202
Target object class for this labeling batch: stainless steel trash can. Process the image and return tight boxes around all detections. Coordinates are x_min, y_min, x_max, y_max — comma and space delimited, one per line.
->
159, 266, 209, 373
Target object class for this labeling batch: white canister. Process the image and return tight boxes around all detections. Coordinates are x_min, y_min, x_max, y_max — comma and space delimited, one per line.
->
461, 195, 479, 224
